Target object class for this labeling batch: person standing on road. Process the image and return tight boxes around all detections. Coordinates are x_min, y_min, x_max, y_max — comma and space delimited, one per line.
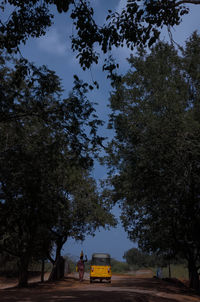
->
77, 251, 87, 282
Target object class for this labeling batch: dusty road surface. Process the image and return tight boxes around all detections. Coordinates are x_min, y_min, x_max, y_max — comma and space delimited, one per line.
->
0, 271, 200, 302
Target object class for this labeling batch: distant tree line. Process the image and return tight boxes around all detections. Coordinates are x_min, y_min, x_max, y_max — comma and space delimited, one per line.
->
123, 248, 186, 270
123, 248, 163, 269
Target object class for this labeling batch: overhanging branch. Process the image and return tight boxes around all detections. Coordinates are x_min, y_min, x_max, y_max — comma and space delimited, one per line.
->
175, 0, 200, 6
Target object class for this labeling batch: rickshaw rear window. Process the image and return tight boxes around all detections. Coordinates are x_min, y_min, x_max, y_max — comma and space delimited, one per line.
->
92, 258, 110, 266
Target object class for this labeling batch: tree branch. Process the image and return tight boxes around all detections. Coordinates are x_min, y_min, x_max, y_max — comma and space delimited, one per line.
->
47, 252, 55, 264
175, 0, 200, 6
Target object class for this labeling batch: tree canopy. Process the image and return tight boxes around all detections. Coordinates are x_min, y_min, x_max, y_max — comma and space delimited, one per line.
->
0, 1, 200, 77
105, 32, 200, 290
123, 248, 167, 268
0, 51, 116, 286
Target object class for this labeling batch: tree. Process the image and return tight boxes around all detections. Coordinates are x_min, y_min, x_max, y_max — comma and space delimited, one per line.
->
123, 248, 166, 268
0, 1, 200, 78
47, 169, 116, 281
0, 51, 115, 286
105, 32, 200, 291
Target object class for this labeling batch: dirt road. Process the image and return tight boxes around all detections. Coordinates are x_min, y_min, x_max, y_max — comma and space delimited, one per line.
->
0, 272, 200, 302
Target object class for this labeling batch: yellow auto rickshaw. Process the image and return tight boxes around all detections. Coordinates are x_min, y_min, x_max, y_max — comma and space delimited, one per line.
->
90, 253, 111, 283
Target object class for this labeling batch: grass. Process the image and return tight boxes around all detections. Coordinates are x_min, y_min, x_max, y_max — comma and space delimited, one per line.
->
121, 264, 189, 281
162, 264, 189, 280
152, 264, 189, 280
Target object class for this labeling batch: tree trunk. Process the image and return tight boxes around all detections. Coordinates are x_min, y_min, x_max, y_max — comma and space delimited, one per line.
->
168, 262, 171, 278
41, 259, 45, 283
48, 240, 65, 281
18, 256, 29, 287
188, 260, 199, 292
48, 256, 65, 281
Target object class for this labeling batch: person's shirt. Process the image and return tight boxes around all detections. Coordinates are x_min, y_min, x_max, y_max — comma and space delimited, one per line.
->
77, 259, 84, 271
77, 256, 87, 271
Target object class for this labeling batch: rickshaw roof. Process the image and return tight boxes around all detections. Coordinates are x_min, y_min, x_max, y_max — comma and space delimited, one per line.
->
92, 253, 111, 258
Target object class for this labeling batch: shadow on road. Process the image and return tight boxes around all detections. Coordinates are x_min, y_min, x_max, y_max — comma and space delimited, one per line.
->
111, 276, 192, 294
0, 288, 179, 302
0, 275, 199, 302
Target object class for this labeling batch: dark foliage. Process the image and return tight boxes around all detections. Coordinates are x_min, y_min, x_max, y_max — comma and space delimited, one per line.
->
0, 51, 116, 286
0, 1, 199, 78
105, 32, 200, 291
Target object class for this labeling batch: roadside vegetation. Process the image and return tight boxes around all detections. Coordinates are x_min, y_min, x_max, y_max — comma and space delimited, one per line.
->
161, 265, 188, 280
66, 250, 189, 280
123, 248, 189, 280
0, 248, 189, 281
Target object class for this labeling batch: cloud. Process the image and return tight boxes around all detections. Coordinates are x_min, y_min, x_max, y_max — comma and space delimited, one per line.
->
37, 28, 67, 56
117, 0, 126, 12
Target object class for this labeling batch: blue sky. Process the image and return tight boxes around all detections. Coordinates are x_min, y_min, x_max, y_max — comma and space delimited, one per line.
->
18, 1, 200, 261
